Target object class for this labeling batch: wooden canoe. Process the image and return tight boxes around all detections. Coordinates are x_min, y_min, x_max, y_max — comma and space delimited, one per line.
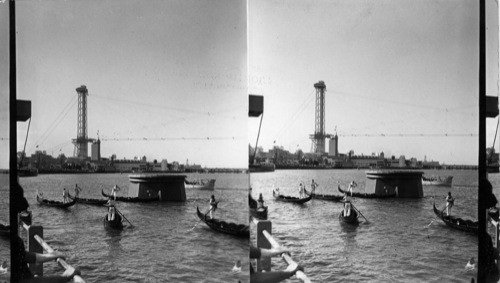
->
304, 188, 343, 201
102, 189, 159, 203
103, 213, 123, 230
432, 203, 478, 234
339, 206, 359, 224
338, 185, 396, 199
196, 207, 249, 238
68, 193, 108, 206
36, 194, 76, 208
272, 190, 312, 204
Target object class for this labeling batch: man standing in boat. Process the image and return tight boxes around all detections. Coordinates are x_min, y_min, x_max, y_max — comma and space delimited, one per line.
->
111, 185, 120, 200
299, 183, 305, 198
311, 179, 318, 195
342, 192, 352, 217
348, 180, 357, 196
74, 184, 82, 198
445, 192, 454, 216
62, 188, 69, 203
106, 196, 117, 221
208, 195, 218, 219
257, 193, 265, 209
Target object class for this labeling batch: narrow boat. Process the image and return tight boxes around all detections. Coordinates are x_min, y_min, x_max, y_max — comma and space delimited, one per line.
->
102, 189, 159, 203
339, 207, 359, 224
432, 203, 478, 234
185, 179, 216, 190
272, 190, 312, 204
68, 193, 108, 206
103, 213, 123, 230
338, 186, 396, 199
249, 194, 268, 220
422, 176, 453, 187
36, 194, 76, 208
304, 188, 343, 201
0, 224, 9, 238
196, 207, 249, 238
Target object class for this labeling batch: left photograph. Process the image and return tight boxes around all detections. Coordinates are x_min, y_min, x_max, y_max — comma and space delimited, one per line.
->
3, 1, 249, 282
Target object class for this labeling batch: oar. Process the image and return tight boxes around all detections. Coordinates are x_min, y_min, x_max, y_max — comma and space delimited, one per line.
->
351, 203, 369, 223
115, 207, 133, 227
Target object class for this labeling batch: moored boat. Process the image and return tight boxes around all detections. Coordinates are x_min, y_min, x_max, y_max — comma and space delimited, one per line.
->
68, 193, 108, 206
432, 203, 478, 234
304, 188, 343, 201
102, 188, 159, 203
422, 176, 453, 186
196, 207, 249, 238
338, 185, 396, 199
185, 179, 216, 190
339, 207, 359, 224
36, 194, 76, 208
272, 190, 312, 204
103, 213, 123, 230
249, 194, 268, 220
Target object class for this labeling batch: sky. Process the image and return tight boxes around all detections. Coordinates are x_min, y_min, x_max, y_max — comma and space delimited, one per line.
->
248, 0, 499, 165
0, 0, 247, 169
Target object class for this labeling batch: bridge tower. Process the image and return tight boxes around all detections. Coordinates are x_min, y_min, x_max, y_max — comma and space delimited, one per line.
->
310, 81, 327, 154
72, 85, 94, 158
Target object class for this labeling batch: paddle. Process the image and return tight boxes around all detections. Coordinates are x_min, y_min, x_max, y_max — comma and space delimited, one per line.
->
115, 207, 133, 227
351, 203, 369, 223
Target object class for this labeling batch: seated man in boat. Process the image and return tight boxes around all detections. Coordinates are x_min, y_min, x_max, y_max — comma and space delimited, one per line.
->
62, 188, 69, 203
208, 195, 218, 219
257, 193, 265, 209
106, 197, 117, 221
342, 192, 352, 217
74, 184, 82, 198
445, 192, 454, 216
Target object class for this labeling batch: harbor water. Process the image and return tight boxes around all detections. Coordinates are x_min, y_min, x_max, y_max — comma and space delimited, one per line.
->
1, 173, 249, 283
250, 169, 480, 282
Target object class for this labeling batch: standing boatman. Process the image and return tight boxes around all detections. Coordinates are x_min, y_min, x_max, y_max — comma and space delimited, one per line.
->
74, 184, 82, 198
445, 192, 454, 216
111, 185, 120, 200
207, 195, 218, 219
311, 179, 318, 194
348, 181, 357, 196
62, 188, 69, 203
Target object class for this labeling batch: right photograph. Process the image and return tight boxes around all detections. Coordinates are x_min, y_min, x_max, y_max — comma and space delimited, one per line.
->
248, 1, 498, 282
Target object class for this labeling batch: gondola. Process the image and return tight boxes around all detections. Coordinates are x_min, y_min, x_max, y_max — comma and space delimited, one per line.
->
338, 185, 396, 199
68, 193, 108, 206
102, 189, 159, 203
339, 206, 359, 224
196, 207, 249, 238
304, 189, 343, 201
103, 212, 123, 230
432, 203, 478, 234
249, 194, 268, 220
272, 190, 312, 204
0, 224, 9, 238
36, 194, 76, 208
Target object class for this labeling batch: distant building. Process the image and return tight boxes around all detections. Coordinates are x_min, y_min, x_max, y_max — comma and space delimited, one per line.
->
328, 135, 338, 157
91, 139, 101, 161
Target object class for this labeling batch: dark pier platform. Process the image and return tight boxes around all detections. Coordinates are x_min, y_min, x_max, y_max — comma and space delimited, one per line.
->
365, 170, 424, 198
129, 173, 187, 201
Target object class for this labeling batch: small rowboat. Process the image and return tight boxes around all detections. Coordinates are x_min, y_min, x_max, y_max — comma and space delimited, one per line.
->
185, 179, 216, 190
338, 186, 396, 199
339, 205, 359, 224
0, 224, 9, 238
68, 193, 108, 206
249, 194, 268, 220
432, 203, 478, 234
36, 194, 76, 208
304, 188, 343, 201
272, 190, 312, 204
196, 207, 249, 238
102, 189, 159, 203
103, 213, 123, 230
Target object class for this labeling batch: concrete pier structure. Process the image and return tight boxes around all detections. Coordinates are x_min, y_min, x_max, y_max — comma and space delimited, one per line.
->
128, 173, 187, 201
365, 170, 424, 198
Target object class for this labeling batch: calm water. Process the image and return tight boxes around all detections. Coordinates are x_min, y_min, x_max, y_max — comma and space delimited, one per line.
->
1, 173, 249, 283
250, 169, 479, 282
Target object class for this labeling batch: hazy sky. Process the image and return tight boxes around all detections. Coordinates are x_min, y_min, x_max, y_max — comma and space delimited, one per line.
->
248, 0, 499, 165
0, 0, 247, 169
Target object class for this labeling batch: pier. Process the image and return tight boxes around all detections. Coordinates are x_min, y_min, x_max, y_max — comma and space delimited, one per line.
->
365, 170, 424, 198
128, 173, 187, 201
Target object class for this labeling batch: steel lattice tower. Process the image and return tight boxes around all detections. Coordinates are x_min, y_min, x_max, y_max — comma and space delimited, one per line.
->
72, 85, 91, 158
310, 81, 326, 154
